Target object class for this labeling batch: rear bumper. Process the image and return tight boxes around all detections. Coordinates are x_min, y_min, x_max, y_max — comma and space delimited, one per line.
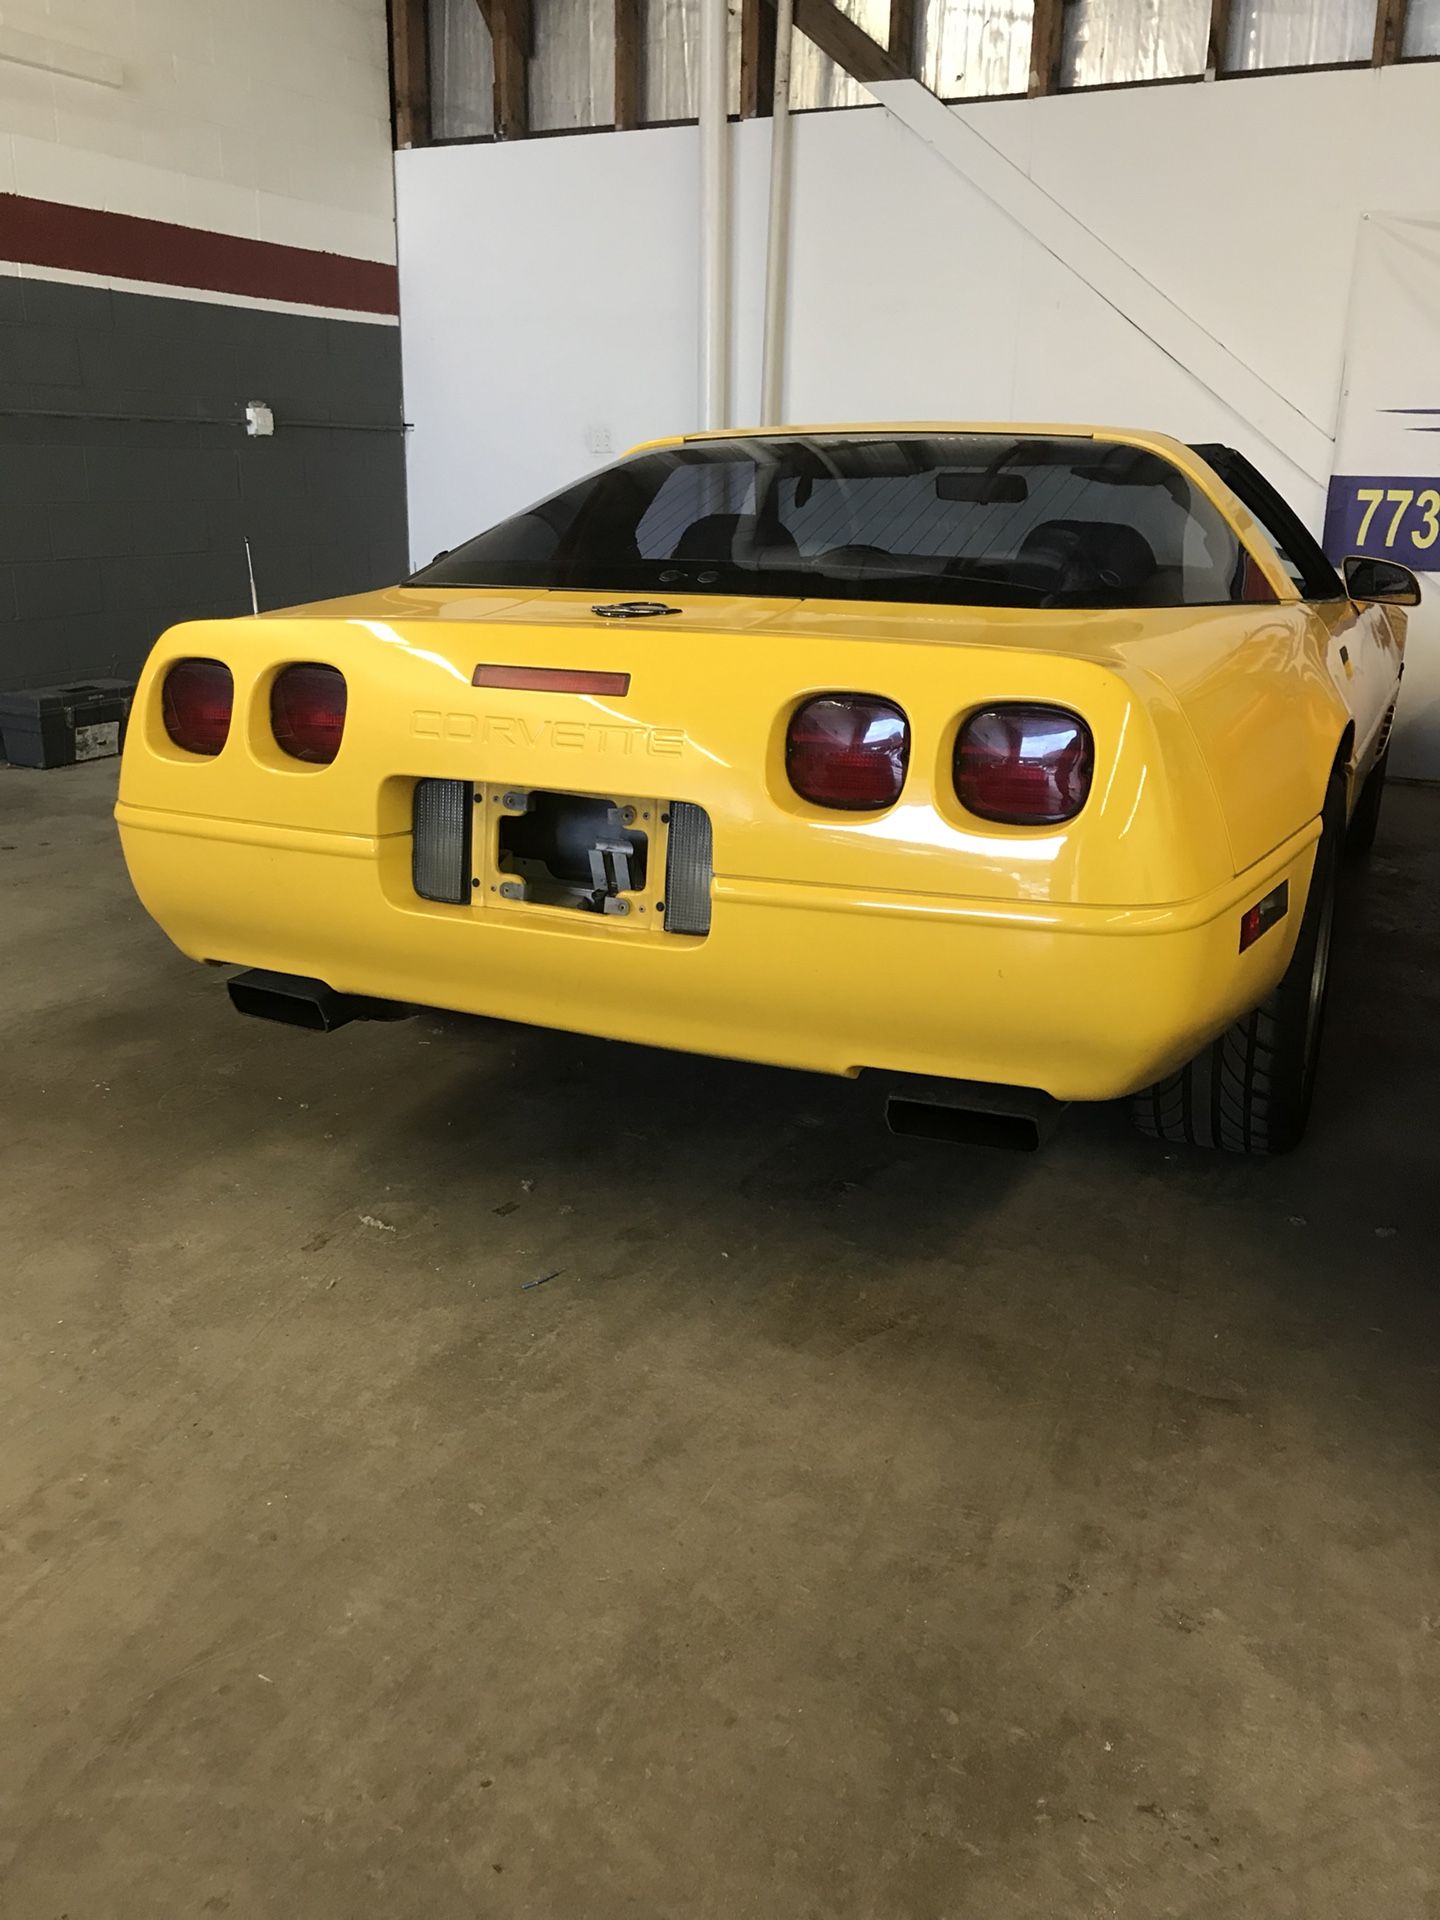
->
115, 802, 1317, 1103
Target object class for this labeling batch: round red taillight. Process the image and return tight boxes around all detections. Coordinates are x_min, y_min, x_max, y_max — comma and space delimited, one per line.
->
271, 663, 347, 764
955, 704, 1093, 825
786, 694, 909, 811
162, 658, 233, 756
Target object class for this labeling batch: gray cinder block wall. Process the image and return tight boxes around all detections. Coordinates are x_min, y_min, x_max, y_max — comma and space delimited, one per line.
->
0, 275, 409, 692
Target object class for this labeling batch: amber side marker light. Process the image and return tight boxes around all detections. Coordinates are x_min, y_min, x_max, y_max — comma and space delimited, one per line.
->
1239, 881, 1289, 953
472, 664, 631, 696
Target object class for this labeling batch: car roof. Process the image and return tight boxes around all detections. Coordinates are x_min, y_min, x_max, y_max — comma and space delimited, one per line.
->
676, 422, 1150, 444
627, 422, 1198, 463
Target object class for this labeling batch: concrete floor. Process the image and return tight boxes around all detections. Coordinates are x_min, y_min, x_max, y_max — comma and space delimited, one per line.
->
2, 761, 1438, 1920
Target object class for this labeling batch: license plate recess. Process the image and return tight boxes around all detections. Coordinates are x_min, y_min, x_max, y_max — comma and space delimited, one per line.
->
477, 782, 668, 928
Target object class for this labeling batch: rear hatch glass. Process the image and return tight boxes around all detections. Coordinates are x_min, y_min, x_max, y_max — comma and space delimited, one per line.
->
411, 433, 1249, 610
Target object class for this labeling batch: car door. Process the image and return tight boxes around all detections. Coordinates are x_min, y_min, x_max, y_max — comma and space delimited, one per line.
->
1192, 444, 1401, 779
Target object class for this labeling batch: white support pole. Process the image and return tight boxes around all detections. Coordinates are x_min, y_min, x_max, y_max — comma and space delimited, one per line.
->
760, 0, 795, 425
698, 0, 730, 430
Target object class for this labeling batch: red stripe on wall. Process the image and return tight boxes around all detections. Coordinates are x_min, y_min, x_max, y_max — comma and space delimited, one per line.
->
0, 193, 399, 316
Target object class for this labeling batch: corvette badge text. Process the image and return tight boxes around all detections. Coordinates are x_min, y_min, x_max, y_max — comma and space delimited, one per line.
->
412, 710, 685, 755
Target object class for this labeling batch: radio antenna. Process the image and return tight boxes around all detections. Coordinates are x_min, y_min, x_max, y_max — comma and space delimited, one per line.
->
242, 536, 259, 615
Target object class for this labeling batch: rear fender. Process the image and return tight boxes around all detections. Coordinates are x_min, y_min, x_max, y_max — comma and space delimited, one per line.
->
1145, 606, 1352, 873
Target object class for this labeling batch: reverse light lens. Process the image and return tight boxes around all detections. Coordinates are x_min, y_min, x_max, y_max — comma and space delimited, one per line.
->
955, 704, 1094, 825
413, 778, 473, 904
162, 658, 233, 756
663, 801, 714, 936
271, 663, 347, 764
786, 694, 910, 811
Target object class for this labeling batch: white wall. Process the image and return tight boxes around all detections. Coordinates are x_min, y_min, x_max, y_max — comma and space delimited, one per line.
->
0, 0, 395, 262
396, 61, 1440, 771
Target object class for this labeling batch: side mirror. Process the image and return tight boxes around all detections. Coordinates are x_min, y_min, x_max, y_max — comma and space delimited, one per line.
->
1343, 554, 1421, 606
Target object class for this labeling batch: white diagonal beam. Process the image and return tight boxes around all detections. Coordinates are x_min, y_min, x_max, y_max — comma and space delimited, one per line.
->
866, 78, 1333, 483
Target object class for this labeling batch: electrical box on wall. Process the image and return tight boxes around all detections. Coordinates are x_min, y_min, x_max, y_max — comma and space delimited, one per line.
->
245, 402, 275, 437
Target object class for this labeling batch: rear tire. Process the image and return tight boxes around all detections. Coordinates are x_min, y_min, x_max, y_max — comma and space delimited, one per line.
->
1131, 792, 1341, 1155
1346, 747, 1387, 855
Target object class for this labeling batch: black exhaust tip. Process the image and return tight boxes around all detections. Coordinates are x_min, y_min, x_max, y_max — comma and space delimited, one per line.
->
227, 969, 358, 1032
869, 1072, 1066, 1153
885, 1098, 1043, 1153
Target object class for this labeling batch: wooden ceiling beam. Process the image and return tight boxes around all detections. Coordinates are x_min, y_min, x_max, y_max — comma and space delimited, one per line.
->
477, 0, 530, 140
615, 0, 643, 128
741, 0, 779, 118
792, 0, 907, 85
389, 0, 431, 148
1372, 0, 1409, 64
1206, 0, 1232, 76
888, 0, 917, 77
1028, 0, 1065, 95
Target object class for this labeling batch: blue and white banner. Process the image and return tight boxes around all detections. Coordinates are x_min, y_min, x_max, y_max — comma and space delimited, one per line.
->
1329, 214, 1440, 777
1323, 468, 1440, 570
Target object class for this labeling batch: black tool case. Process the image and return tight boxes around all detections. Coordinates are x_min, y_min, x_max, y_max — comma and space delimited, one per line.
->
0, 680, 136, 769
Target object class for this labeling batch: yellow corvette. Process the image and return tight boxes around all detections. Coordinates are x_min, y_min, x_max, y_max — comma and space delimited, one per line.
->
116, 425, 1417, 1154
